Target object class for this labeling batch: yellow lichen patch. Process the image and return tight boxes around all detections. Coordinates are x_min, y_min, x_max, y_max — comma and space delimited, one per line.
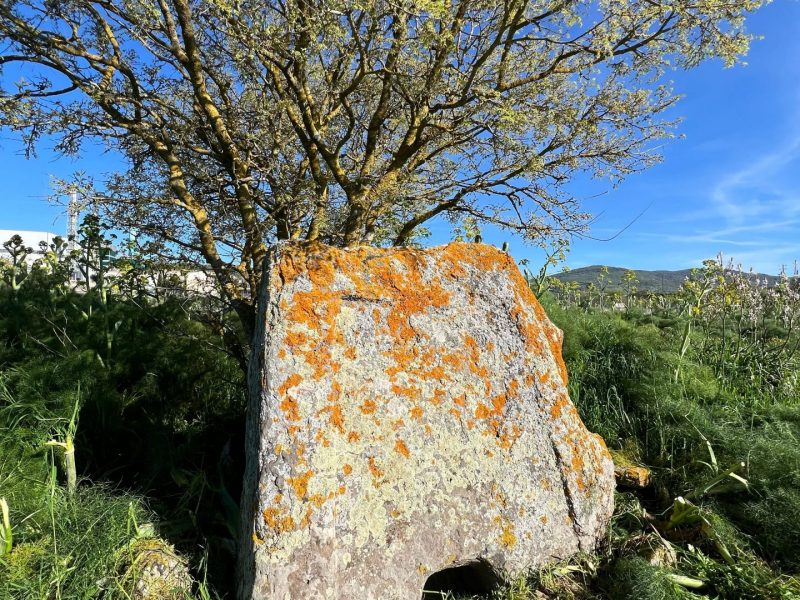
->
342, 463, 353, 476
495, 516, 517, 548
308, 494, 327, 508
360, 398, 378, 414
409, 405, 424, 420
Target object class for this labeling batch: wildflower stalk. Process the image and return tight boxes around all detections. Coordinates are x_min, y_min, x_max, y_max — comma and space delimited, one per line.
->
46, 392, 81, 496
0, 497, 11, 556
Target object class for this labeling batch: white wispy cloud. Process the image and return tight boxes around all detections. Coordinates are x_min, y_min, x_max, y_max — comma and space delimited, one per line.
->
669, 121, 800, 271
710, 136, 800, 225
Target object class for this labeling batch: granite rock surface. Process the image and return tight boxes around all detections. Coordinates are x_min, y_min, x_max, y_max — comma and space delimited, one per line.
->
239, 242, 614, 600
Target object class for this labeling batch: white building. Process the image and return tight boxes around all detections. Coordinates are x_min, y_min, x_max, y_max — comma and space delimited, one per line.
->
0, 229, 62, 265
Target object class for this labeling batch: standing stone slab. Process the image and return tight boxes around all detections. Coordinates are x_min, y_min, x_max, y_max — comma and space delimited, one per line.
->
239, 242, 614, 600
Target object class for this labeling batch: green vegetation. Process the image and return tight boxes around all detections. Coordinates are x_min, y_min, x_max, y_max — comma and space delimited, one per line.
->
0, 224, 244, 598
485, 259, 800, 598
552, 265, 783, 294
427, 257, 800, 599
2, 225, 799, 599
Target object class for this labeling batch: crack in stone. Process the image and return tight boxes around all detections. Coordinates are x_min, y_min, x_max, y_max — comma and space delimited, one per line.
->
340, 293, 390, 304
549, 437, 587, 551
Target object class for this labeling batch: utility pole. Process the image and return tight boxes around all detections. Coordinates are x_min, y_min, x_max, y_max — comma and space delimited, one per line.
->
67, 190, 79, 254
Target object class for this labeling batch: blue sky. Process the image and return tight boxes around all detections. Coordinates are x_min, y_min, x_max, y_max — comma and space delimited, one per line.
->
2, 1, 799, 274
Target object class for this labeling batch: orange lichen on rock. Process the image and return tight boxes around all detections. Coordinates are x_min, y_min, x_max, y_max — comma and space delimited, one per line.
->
284, 329, 309, 349
300, 507, 314, 529
288, 470, 313, 499
491, 393, 507, 414
368, 456, 383, 479
549, 392, 570, 420
360, 398, 378, 414
495, 516, 517, 548
278, 373, 302, 396
327, 404, 345, 433
263, 506, 295, 534
394, 438, 411, 458
431, 389, 446, 405
464, 335, 490, 380
249, 241, 614, 597
497, 423, 522, 450
279, 395, 301, 422
391, 383, 417, 399
314, 430, 330, 448
475, 403, 491, 420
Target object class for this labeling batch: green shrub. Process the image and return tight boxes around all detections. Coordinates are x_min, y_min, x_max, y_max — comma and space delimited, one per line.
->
544, 300, 800, 584
606, 557, 686, 600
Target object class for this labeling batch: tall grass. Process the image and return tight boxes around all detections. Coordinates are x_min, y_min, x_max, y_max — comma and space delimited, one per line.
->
0, 434, 152, 598
0, 224, 244, 597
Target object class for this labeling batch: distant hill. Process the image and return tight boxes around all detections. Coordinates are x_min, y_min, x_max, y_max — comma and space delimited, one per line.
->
551, 265, 782, 294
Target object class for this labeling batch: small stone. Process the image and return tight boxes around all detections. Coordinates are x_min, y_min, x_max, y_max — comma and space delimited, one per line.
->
117, 537, 192, 600
239, 242, 615, 600
611, 450, 652, 489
